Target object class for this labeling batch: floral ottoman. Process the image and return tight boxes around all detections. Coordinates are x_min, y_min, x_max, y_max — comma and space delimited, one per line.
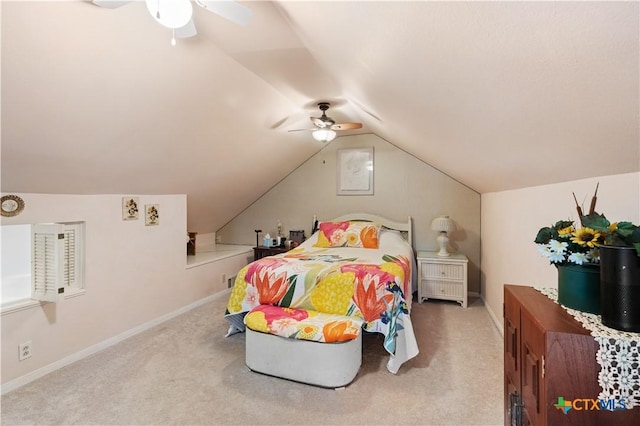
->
244, 305, 364, 388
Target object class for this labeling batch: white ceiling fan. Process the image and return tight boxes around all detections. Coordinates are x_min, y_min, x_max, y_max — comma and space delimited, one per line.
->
93, 0, 252, 45
289, 102, 363, 143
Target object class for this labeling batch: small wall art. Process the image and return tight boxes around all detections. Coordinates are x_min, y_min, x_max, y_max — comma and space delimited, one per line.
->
122, 197, 139, 220
337, 147, 374, 195
145, 204, 159, 226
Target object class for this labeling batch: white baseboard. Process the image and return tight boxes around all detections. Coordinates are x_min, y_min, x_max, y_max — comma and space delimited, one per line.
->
470, 291, 503, 335
481, 293, 504, 336
1, 289, 231, 395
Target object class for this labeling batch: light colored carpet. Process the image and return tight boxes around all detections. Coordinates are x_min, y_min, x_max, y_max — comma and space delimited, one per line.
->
1, 293, 504, 425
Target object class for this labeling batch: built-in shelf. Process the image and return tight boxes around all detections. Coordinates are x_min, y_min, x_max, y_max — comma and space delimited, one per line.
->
186, 244, 252, 269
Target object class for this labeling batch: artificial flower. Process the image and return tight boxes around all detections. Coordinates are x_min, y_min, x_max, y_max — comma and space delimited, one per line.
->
535, 221, 600, 266
535, 190, 640, 267
582, 213, 640, 256
570, 227, 602, 248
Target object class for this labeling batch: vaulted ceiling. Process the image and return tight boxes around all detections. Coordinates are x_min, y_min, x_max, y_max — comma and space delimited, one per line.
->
2, 1, 638, 232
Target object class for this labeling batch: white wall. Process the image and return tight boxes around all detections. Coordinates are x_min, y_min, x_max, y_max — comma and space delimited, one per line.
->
0, 193, 246, 388
217, 133, 482, 293
481, 172, 640, 331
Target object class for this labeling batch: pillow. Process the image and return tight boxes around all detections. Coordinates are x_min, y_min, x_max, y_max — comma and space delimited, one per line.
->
313, 221, 380, 248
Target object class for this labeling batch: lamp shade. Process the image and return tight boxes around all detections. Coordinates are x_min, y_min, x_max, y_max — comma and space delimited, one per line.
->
431, 216, 455, 257
312, 129, 336, 143
431, 216, 455, 233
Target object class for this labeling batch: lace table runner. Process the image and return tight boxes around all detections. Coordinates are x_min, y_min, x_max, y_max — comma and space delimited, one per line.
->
537, 287, 639, 409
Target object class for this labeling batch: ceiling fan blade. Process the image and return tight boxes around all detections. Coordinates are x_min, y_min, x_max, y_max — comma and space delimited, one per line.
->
287, 129, 313, 133
195, 0, 252, 26
310, 117, 327, 128
92, 0, 132, 8
175, 19, 197, 38
331, 123, 363, 131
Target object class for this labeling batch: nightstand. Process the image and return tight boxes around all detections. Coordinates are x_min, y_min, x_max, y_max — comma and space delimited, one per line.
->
253, 246, 288, 261
417, 251, 468, 308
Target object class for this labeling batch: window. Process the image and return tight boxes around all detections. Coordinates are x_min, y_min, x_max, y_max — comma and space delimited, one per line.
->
1, 224, 32, 305
1, 222, 84, 309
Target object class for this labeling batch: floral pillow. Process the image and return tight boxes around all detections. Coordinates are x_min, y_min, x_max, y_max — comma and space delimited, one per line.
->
313, 221, 380, 248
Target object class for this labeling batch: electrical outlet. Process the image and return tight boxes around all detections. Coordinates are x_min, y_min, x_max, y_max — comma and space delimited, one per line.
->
19, 341, 32, 361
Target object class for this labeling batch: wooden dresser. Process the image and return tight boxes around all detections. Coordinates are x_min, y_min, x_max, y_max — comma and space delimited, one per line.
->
504, 285, 639, 425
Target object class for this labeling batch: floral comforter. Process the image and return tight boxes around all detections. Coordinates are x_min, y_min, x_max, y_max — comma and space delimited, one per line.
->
225, 230, 419, 373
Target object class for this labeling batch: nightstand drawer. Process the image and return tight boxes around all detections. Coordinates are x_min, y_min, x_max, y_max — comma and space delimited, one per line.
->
421, 280, 464, 298
420, 263, 464, 280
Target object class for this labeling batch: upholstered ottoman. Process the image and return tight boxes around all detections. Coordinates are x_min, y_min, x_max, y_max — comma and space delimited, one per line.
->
244, 305, 364, 388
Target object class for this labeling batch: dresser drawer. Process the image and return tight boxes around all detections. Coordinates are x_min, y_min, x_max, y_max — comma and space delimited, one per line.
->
420, 262, 465, 280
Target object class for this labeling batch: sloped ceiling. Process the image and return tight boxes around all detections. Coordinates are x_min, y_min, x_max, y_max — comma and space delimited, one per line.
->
2, 1, 638, 233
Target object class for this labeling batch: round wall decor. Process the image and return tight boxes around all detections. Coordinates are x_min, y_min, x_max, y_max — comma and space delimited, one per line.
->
1, 194, 25, 217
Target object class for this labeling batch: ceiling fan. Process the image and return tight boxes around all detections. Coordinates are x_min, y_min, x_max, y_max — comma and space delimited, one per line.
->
290, 102, 363, 143
92, 0, 252, 45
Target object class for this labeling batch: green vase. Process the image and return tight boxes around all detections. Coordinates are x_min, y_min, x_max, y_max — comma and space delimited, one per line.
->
557, 264, 600, 314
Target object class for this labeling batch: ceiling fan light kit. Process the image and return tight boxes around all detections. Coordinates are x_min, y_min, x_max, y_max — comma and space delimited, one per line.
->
93, 0, 252, 46
312, 129, 337, 143
145, 0, 193, 30
289, 102, 363, 143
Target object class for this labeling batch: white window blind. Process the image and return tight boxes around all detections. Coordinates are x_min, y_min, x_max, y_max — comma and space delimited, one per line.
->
32, 224, 66, 302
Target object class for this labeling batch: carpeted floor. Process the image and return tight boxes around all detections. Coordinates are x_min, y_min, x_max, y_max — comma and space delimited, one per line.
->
1, 292, 504, 425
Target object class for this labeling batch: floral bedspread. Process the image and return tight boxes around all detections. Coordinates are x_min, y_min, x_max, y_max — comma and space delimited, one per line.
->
225, 231, 419, 373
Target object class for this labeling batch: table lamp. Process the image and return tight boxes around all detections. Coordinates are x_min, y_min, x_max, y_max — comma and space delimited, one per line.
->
431, 216, 455, 257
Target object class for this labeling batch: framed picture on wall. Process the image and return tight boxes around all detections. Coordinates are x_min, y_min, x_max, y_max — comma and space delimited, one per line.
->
337, 147, 374, 195
122, 197, 139, 220
145, 204, 159, 226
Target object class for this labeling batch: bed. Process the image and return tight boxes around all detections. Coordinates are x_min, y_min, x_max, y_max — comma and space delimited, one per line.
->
224, 213, 419, 374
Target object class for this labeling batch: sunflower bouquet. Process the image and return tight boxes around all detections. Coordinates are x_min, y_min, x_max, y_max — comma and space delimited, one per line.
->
535, 184, 640, 266
535, 220, 603, 266
534, 185, 605, 266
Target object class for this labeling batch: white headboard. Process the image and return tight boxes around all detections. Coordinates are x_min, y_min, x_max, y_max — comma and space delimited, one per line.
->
329, 213, 413, 248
